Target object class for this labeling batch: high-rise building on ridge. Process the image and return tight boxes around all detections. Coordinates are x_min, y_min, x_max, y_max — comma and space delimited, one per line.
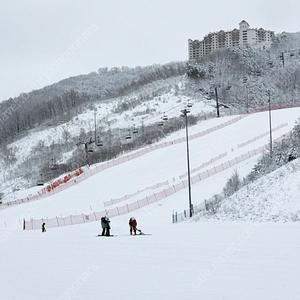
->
188, 20, 275, 60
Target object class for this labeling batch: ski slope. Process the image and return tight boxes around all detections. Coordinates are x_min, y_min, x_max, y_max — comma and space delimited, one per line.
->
1, 108, 300, 300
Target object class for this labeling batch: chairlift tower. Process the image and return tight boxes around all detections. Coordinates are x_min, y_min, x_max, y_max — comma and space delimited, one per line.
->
267, 90, 273, 157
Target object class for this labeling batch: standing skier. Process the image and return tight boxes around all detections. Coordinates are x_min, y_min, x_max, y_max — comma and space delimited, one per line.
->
101, 216, 111, 236
41, 223, 46, 233
129, 217, 137, 235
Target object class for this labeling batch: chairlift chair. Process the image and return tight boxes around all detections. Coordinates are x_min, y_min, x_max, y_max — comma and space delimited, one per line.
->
158, 118, 164, 126
125, 129, 132, 140
133, 124, 138, 134
50, 158, 58, 170
162, 113, 168, 121
87, 144, 94, 153
50, 164, 58, 170
96, 137, 103, 147
37, 174, 44, 186
187, 102, 193, 108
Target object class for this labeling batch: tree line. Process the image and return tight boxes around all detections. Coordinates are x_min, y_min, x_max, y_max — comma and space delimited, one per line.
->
0, 62, 186, 145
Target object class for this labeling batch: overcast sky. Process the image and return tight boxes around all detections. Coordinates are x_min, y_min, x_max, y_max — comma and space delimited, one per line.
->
1, 0, 299, 100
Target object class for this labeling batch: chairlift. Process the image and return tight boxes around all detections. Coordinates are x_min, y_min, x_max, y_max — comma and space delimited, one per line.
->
290, 53, 295, 57
50, 164, 58, 170
256, 70, 262, 76
133, 124, 138, 134
125, 129, 132, 140
37, 174, 44, 186
162, 113, 168, 121
87, 144, 94, 153
187, 102, 193, 108
158, 118, 164, 126
243, 77, 247, 84
226, 85, 232, 91
50, 158, 58, 170
96, 136, 103, 147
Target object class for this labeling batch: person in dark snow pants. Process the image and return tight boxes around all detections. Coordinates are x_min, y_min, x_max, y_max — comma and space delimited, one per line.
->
41, 223, 46, 233
101, 216, 111, 236
129, 217, 137, 235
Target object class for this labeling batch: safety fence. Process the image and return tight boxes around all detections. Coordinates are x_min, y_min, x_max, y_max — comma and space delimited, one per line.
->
172, 132, 292, 223
172, 192, 225, 223
3, 115, 246, 212
0, 168, 85, 211
177, 123, 288, 180
179, 152, 227, 180
23, 132, 286, 230
238, 123, 288, 148
103, 180, 169, 207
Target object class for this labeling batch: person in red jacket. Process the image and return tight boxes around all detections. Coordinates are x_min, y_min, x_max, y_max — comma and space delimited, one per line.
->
129, 217, 137, 235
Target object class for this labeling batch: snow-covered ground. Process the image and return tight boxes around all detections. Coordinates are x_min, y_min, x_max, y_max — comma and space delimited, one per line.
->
1, 107, 300, 300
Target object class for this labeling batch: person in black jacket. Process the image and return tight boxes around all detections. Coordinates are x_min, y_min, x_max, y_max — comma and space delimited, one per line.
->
101, 216, 111, 236
41, 223, 46, 233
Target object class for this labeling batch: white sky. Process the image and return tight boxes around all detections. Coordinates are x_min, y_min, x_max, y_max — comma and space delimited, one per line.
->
1, 0, 299, 100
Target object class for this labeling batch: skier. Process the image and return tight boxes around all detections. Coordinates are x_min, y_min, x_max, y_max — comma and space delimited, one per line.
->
101, 216, 111, 236
129, 217, 137, 235
41, 223, 46, 233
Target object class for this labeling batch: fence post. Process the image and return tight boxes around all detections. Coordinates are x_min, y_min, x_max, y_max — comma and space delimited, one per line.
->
23, 218, 25, 230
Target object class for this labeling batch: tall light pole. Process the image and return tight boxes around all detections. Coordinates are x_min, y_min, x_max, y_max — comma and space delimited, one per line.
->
181, 109, 193, 217
267, 90, 273, 157
215, 87, 220, 118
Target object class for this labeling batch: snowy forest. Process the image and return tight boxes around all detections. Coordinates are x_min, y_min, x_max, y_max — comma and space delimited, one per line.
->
1, 31, 300, 197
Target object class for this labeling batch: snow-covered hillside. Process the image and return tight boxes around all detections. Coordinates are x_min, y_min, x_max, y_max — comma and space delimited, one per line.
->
1, 108, 300, 300
196, 157, 300, 222
0, 77, 216, 196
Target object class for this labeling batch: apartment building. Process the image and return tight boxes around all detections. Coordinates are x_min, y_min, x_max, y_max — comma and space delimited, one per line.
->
188, 20, 275, 60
